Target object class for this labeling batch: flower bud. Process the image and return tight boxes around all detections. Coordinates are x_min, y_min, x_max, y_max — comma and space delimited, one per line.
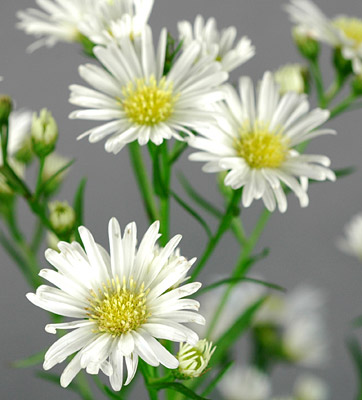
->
292, 27, 320, 61
31, 109, 58, 157
49, 201, 76, 237
176, 339, 215, 379
274, 64, 309, 95
0, 95, 12, 125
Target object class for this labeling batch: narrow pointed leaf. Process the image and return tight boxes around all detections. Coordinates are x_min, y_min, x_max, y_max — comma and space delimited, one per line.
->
171, 190, 212, 238
73, 178, 87, 243
12, 349, 46, 368
150, 381, 210, 400
39, 159, 75, 194
211, 297, 267, 367
201, 360, 234, 397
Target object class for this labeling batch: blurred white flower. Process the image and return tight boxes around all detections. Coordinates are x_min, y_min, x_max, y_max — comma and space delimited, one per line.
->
70, 26, 227, 153
27, 219, 204, 390
218, 365, 271, 400
7, 110, 33, 161
336, 213, 362, 261
285, 0, 362, 74
294, 374, 329, 400
17, 0, 93, 51
79, 0, 154, 46
178, 15, 255, 72
189, 71, 335, 212
274, 63, 307, 95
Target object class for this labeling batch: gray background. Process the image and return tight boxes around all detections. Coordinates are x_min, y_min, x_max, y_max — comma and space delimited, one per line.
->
1, 0, 362, 398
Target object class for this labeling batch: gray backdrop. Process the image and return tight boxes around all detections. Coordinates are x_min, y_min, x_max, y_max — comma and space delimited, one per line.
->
1, 0, 361, 398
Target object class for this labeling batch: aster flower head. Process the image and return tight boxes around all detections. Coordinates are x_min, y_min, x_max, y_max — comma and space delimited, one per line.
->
79, 0, 154, 46
27, 218, 204, 390
17, 0, 93, 51
285, 0, 362, 74
189, 71, 336, 212
336, 213, 362, 261
178, 15, 255, 73
218, 365, 271, 400
69, 26, 228, 153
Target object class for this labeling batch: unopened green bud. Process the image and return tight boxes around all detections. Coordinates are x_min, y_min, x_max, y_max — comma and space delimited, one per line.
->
49, 201, 76, 237
333, 48, 353, 78
31, 109, 58, 157
0, 95, 12, 125
292, 27, 320, 61
176, 339, 215, 379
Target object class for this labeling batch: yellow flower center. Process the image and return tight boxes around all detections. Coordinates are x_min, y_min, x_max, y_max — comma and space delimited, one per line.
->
87, 277, 150, 336
235, 122, 289, 169
122, 76, 177, 126
334, 17, 362, 45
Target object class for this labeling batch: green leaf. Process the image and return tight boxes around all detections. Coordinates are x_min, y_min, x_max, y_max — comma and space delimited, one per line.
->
353, 315, 362, 327
93, 376, 123, 400
12, 349, 46, 368
150, 381, 209, 400
73, 178, 87, 242
37, 371, 78, 393
197, 275, 284, 297
240, 248, 270, 272
201, 360, 234, 397
334, 166, 356, 179
39, 159, 75, 195
168, 142, 188, 165
211, 297, 267, 367
171, 190, 212, 238
178, 172, 222, 219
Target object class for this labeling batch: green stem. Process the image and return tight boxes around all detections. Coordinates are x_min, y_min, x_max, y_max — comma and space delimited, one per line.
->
1, 122, 9, 165
206, 209, 271, 338
31, 219, 45, 253
139, 361, 159, 400
159, 141, 171, 246
324, 73, 347, 106
329, 94, 358, 120
75, 372, 94, 400
190, 189, 242, 281
128, 142, 159, 222
309, 59, 326, 107
35, 156, 46, 199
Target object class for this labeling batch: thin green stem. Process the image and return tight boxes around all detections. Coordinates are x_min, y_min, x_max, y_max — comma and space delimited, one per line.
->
35, 156, 46, 199
206, 208, 271, 338
159, 141, 171, 246
31, 219, 45, 253
329, 94, 358, 120
1, 122, 9, 165
309, 59, 326, 107
74, 372, 94, 400
190, 189, 242, 281
139, 361, 159, 400
128, 142, 159, 222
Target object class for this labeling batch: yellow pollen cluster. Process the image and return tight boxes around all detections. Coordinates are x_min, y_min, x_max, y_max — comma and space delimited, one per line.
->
334, 17, 362, 45
235, 122, 289, 169
87, 277, 150, 336
122, 75, 177, 126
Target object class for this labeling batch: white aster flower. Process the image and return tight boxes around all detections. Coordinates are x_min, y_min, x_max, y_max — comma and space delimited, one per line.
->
178, 15, 255, 73
7, 110, 33, 159
17, 0, 94, 51
274, 63, 307, 95
285, 0, 362, 74
79, 0, 154, 46
336, 213, 362, 261
27, 219, 204, 390
69, 26, 228, 153
177, 339, 215, 378
218, 365, 271, 400
294, 375, 329, 400
188, 71, 336, 213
